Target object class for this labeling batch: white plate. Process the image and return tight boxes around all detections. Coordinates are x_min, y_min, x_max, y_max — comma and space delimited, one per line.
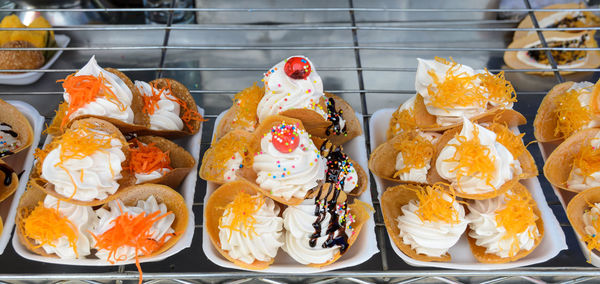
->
369, 108, 567, 270
202, 111, 379, 273
11, 107, 204, 265
538, 140, 600, 267
0, 101, 44, 254
0, 34, 70, 85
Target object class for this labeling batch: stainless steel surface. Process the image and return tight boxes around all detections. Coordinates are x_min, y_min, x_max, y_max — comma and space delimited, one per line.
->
0, 0, 597, 282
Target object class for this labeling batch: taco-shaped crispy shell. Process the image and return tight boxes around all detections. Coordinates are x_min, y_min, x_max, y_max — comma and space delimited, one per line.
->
129, 136, 195, 189
514, 3, 599, 41
429, 123, 528, 200
240, 115, 317, 206
101, 183, 188, 257
47, 68, 149, 136
307, 197, 372, 268
413, 94, 527, 132
467, 182, 545, 263
199, 129, 253, 184
0, 99, 33, 159
534, 81, 575, 142
205, 180, 277, 270
544, 127, 600, 192
31, 118, 132, 206
0, 160, 18, 203
16, 184, 58, 257
381, 184, 451, 262
214, 84, 264, 141
136, 78, 201, 137
567, 187, 600, 253
279, 96, 331, 135
505, 31, 600, 76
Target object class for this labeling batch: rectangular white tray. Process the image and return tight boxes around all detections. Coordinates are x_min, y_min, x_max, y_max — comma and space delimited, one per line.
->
369, 108, 567, 270
0, 34, 70, 85
11, 107, 204, 265
538, 140, 600, 267
0, 101, 44, 254
202, 111, 379, 273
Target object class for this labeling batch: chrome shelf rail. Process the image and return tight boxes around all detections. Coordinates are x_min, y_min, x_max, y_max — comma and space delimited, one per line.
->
0, 0, 598, 282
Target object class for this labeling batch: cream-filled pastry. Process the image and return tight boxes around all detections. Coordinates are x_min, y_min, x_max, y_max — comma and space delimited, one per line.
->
567, 132, 600, 191
127, 139, 172, 184
393, 130, 439, 184
135, 80, 184, 131
218, 192, 284, 264
319, 140, 359, 194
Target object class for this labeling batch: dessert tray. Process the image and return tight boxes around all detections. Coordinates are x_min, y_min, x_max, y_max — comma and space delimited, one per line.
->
202, 110, 379, 273
369, 108, 568, 270
11, 107, 204, 266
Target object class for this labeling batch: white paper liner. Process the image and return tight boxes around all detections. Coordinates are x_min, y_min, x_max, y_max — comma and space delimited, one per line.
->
0, 35, 71, 85
538, 139, 600, 267
0, 101, 44, 254
202, 110, 379, 273
11, 107, 204, 265
370, 108, 567, 269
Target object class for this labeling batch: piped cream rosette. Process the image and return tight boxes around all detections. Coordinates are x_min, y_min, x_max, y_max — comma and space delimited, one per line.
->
214, 56, 362, 145
513, 3, 599, 41
534, 80, 600, 143
544, 127, 600, 193
387, 58, 526, 137
0, 98, 33, 159
16, 184, 188, 269
30, 118, 130, 206
505, 30, 600, 76
381, 183, 468, 262
429, 118, 537, 200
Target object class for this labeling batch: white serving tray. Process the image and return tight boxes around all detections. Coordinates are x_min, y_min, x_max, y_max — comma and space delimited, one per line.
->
0, 101, 44, 254
0, 34, 70, 85
12, 107, 204, 265
538, 140, 600, 267
202, 111, 379, 273
369, 108, 567, 270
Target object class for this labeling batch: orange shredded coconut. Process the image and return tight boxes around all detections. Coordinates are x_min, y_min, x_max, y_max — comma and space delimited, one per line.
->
218, 191, 264, 240
57, 73, 125, 129
127, 139, 172, 175
387, 107, 417, 138
427, 57, 487, 110
583, 203, 600, 253
409, 183, 461, 225
488, 124, 526, 158
554, 88, 592, 138
92, 204, 175, 284
571, 139, 600, 184
495, 190, 538, 257
478, 69, 517, 106
21, 202, 79, 257
231, 83, 264, 129
207, 134, 249, 180
445, 125, 496, 189
393, 131, 434, 177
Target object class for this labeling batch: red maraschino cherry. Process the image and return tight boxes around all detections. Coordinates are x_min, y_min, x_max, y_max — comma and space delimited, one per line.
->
284, 57, 312, 80
271, 124, 300, 153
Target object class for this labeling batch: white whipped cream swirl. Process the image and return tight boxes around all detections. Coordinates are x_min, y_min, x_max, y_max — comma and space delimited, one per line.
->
223, 152, 243, 182
134, 80, 184, 131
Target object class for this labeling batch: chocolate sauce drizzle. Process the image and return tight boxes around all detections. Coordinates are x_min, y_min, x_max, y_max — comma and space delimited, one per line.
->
0, 164, 15, 186
325, 98, 347, 136
547, 14, 586, 29
308, 183, 350, 253
320, 140, 357, 192
527, 34, 588, 63
0, 123, 18, 158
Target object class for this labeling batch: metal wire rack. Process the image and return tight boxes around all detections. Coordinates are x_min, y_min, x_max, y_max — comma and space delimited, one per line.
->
1, 0, 600, 283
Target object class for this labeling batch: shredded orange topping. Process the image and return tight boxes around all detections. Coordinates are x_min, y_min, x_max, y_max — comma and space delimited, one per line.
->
57, 74, 125, 129
387, 107, 417, 139
219, 191, 264, 240
571, 139, 600, 183
583, 203, 600, 253
207, 134, 248, 180
410, 183, 461, 225
393, 131, 434, 177
92, 204, 175, 284
495, 190, 538, 257
127, 139, 172, 175
427, 57, 487, 110
445, 125, 496, 189
554, 88, 592, 138
140, 82, 167, 116
478, 69, 517, 107
21, 202, 79, 257
488, 123, 526, 158
232, 83, 264, 129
